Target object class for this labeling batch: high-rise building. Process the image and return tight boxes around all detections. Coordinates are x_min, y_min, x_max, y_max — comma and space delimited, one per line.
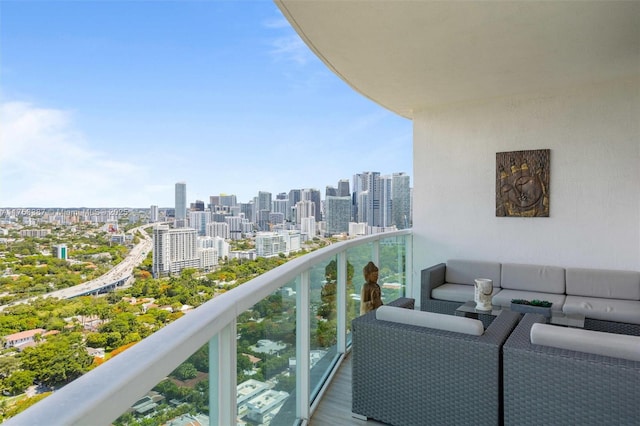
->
352, 173, 367, 222
325, 186, 337, 197
190, 200, 205, 212
272, 199, 288, 216
301, 188, 322, 221
364, 172, 382, 227
150, 205, 159, 223
175, 182, 187, 228
152, 225, 199, 277
380, 175, 393, 227
357, 191, 369, 223
225, 216, 244, 240
337, 179, 350, 197
287, 189, 301, 223
325, 196, 351, 236
209, 195, 220, 211
52, 244, 68, 260
256, 210, 271, 231
207, 222, 230, 239
296, 200, 315, 225
220, 194, 237, 207
392, 172, 411, 229
189, 211, 211, 236
300, 217, 316, 238
257, 191, 272, 212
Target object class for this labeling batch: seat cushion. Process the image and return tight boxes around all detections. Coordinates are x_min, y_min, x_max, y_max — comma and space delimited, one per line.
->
563, 295, 640, 325
376, 305, 484, 336
501, 263, 565, 293
492, 289, 565, 312
565, 268, 640, 300
445, 259, 502, 288
530, 322, 640, 362
432, 283, 501, 304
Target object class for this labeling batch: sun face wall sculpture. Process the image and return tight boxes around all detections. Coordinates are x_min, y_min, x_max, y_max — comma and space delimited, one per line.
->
496, 149, 550, 217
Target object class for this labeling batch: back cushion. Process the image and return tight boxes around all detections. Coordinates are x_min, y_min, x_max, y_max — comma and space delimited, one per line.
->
501, 263, 565, 294
565, 268, 640, 300
376, 305, 484, 336
530, 323, 640, 362
446, 259, 502, 287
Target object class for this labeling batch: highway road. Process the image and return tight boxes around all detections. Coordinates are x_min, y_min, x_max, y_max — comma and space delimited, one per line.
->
0, 224, 155, 311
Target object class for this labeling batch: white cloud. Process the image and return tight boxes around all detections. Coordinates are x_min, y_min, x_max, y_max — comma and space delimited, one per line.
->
262, 15, 291, 30
263, 9, 312, 66
269, 33, 312, 66
0, 101, 151, 207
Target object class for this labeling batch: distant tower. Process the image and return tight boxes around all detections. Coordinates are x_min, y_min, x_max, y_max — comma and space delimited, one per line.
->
325, 196, 351, 236
52, 244, 68, 260
191, 200, 205, 212
150, 205, 159, 223
175, 182, 187, 228
337, 179, 350, 197
392, 172, 411, 229
152, 225, 199, 277
380, 175, 393, 227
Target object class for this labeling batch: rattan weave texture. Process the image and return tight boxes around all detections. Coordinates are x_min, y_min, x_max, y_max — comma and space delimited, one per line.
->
503, 313, 640, 425
352, 306, 519, 425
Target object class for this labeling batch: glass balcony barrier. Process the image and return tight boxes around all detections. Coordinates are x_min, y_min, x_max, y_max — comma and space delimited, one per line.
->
5, 230, 411, 426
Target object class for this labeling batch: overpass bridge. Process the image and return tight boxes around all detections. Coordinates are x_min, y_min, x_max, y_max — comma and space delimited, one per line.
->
0, 224, 156, 311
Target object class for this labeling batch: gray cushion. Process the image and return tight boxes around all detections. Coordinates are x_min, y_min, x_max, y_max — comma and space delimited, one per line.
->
492, 289, 565, 312
501, 263, 565, 293
376, 305, 484, 336
565, 268, 640, 300
432, 283, 502, 304
563, 295, 640, 325
530, 323, 640, 362
445, 259, 502, 288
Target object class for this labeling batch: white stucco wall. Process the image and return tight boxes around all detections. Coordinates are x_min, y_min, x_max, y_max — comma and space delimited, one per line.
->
412, 77, 639, 285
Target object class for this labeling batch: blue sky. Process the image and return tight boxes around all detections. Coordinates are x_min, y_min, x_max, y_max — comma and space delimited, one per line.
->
0, 1, 412, 208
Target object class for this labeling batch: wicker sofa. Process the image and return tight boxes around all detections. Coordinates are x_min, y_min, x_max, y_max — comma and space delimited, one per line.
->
351, 299, 520, 425
502, 313, 640, 425
421, 260, 640, 327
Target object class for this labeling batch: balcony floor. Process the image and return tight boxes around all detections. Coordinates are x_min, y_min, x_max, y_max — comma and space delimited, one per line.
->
310, 353, 387, 425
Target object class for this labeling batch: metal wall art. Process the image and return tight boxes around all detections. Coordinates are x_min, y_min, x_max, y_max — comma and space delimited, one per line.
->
496, 149, 550, 217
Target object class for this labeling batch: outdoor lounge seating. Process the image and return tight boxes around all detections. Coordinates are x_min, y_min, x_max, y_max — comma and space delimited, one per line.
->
351, 301, 520, 425
421, 260, 640, 327
502, 313, 640, 425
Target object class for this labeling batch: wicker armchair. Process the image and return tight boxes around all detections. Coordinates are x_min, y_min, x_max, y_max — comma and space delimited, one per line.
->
351, 306, 520, 425
503, 313, 640, 425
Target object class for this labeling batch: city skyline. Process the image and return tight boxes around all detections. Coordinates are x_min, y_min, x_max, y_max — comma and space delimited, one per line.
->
0, 1, 412, 208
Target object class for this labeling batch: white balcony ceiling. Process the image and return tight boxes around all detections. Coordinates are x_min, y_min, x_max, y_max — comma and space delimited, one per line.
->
276, 1, 640, 119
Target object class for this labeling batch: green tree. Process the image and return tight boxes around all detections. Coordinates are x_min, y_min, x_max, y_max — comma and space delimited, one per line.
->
20, 334, 92, 386
4, 370, 35, 395
173, 363, 197, 381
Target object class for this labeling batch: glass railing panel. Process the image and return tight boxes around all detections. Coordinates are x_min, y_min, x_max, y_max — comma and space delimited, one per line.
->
378, 235, 408, 302
112, 342, 211, 426
238, 281, 298, 426
308, 255, 339, 401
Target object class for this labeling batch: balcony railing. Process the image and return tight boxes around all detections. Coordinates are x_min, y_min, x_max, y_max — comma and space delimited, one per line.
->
6, 230, 412, 426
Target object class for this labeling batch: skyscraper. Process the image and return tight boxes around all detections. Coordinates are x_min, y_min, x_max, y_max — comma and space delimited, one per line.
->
152, 224, 199, 277
150, 205, 159, 223
287, 189, 302, 223
325, 196, 351, 236
302, 188, 322, 222
175, 182, 187, 228
337, 179, 350, 197
365, 172, 382, 227
380, 175, 393, 227
392, 172, 411, 229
